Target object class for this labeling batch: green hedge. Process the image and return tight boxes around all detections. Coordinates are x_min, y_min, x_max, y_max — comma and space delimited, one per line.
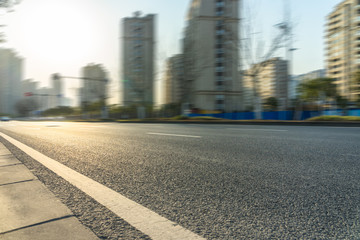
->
307, 115, 360, 121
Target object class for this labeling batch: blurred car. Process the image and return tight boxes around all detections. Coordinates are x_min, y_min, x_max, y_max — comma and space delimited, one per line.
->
0, 116, 11, 121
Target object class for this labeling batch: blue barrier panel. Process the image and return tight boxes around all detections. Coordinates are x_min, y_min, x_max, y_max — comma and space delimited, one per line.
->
349, 109, 360, 116
277, 111, 294, 120
187, 110, 357, 120
302, 111, 322, 120
235, 112, 254, 120
324, 109, 344, 116
262, 111, 278, 120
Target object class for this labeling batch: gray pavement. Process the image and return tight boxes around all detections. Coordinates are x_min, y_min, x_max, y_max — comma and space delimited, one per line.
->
0, 142, 98, 240
2, 121, 360, 239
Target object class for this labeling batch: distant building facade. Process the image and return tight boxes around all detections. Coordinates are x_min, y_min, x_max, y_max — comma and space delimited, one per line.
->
292, 69, 326, 98
0, 48, 23, 115
244, 57, 289, 110
80, 63, 108, 105
21, 79, 38, 97
121, 12, 155, 106
183, 0, 242, 112
163, 54, 184, 105
326, 0, 360, 101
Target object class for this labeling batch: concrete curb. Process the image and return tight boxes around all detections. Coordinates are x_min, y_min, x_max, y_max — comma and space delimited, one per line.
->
0, 142, 99, 240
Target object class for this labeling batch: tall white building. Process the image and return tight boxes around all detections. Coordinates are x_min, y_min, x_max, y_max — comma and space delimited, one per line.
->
121, 12, 155, 106
80, 63, 108, 106
0, 48, 23, 115
244, 58, 289, 110
163, 54, 184, 105
326, 0, 360, 101
183, 0, 242, 113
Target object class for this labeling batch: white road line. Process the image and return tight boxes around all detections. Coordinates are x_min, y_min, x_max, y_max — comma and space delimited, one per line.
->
323, 127, 360, 129
227, 128, 288, 132
20, 127, 42, 130
147, 132, 202, 138
341, 153, 360, 157
0, 132, 205, 240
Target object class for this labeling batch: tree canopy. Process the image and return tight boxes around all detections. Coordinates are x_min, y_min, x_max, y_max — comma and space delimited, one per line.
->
297, 78, 337, 102
264, 97, 278, 111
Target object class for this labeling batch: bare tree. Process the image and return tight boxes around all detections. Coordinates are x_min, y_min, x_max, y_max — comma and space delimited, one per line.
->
0, 0, 20, 9
240, 0, 290, 119
0, 0, 21, 43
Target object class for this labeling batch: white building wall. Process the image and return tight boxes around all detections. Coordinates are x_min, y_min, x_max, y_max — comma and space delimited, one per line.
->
183, 0, 242, 113
80, 63, 107, 105
122, 13, 155, 106
0, 48, 23, 115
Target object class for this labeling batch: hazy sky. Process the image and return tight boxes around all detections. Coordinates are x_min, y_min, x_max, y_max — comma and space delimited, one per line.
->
1, 0, 342, 104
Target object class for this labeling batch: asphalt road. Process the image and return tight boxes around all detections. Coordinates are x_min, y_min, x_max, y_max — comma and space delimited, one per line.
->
1, 121, 360, 239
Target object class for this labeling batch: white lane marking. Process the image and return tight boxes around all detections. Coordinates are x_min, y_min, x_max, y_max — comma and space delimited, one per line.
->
0, 132, 205, 240
147, 132, 202, 138
323, 127, 360, 129
227, 128, 288, 132
24, 127, 41, 130
341, 154, 360, 157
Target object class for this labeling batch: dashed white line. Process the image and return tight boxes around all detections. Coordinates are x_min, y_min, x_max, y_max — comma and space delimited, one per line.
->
0, 132, 205, 240
341, 153, 360, 157
147, 132, 202, 138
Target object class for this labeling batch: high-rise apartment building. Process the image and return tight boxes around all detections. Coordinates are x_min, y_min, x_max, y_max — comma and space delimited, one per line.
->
244, 58, 289, 110
80, 63, 108, 106
0, 48, 23, 115
121, 12, 155, 106
163, 54, 184, 105
326, 0, 360, 101
183, 0, 242, 112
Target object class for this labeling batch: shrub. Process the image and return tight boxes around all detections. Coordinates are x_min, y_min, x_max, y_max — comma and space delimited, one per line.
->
307, 115, 360, 121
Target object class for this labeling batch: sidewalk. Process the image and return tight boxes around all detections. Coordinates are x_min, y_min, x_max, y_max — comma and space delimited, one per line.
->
0, 142, 99, 240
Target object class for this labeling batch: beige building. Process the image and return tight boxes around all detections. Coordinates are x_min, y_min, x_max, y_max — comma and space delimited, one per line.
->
121, 12, 155, 106
326, 0, 360, 101
163, 54, 184, 105
0, 48, 23, 115
183, 0, 242, 112
244, 57, 289, 110
80, 63, 108, 105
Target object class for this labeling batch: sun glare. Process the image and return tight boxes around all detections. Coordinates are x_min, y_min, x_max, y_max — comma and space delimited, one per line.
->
11, 0, 101, 64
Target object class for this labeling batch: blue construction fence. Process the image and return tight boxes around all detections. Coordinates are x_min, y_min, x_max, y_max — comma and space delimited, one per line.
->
188, 109, 360, 121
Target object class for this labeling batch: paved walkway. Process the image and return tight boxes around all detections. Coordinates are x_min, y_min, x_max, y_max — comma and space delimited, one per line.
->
0, 142, 99, 240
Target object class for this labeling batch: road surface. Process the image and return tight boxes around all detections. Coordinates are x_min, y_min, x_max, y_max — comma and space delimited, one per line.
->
1, 121, 360, 239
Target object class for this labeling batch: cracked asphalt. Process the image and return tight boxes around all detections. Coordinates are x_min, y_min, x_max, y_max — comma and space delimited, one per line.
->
1, 121, 360, 239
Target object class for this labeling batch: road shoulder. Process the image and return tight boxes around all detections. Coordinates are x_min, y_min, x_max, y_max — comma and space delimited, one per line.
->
0, 142, 98, 240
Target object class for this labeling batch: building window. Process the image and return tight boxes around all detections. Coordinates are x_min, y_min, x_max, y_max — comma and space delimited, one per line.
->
216, 29, 225, 35
216, 20, 224, 26
216, 43, 223, 49
216, 0, 225, 7
216, 53, 224, 58
134, 39, 142, 46
216, 81, 224, 86
216, 57, 224, 63
216, 48, 224, 54
216, 66, 224, 72
216, 9, 224, 16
